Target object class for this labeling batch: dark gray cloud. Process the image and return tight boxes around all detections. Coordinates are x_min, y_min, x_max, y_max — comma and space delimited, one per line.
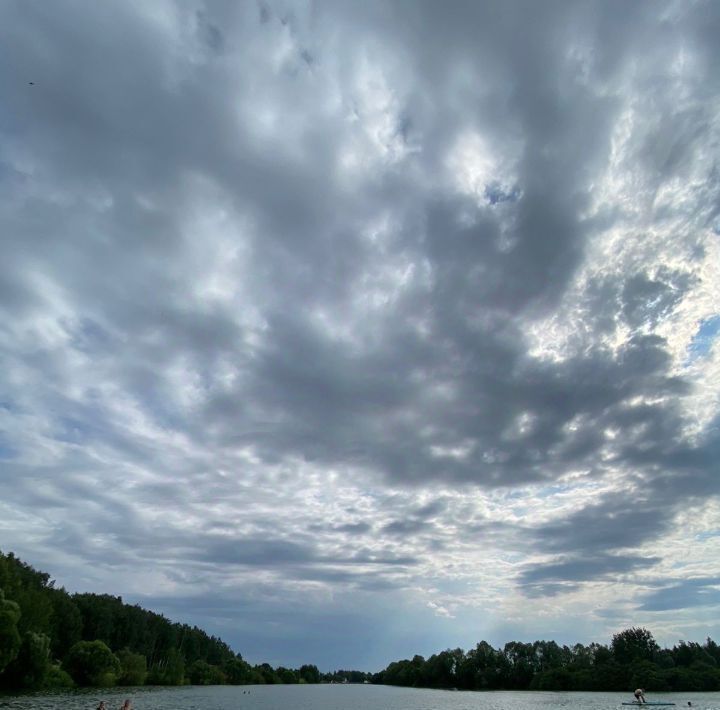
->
638, 578, 720, 612
519, 554, 661, 590
1, 0, 719, 669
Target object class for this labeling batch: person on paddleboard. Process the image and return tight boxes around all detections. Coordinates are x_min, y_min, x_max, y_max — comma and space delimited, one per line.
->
635, 689, 646, 703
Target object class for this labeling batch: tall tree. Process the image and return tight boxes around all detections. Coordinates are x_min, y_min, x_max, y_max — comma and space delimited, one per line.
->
3, 631, 51, 689
117, 648, 148, 686
612, 627, 660, 665
48, 589, 83, 660
0, 589, 21, 673
299, 663, 321, 683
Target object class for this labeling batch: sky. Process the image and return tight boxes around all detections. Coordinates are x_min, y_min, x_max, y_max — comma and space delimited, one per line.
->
1, 0, 719, 673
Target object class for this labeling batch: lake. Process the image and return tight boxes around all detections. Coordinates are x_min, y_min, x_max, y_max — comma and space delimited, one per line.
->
1, 685, 718, 710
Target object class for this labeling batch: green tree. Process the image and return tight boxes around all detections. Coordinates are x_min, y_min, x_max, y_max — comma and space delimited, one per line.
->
655, 648, 675, 670
380, 656, 424, 687
48, 589, 83, 661
223, 656, 253, 684
531, 667, 574, 690
117, 648, 147, 685
593, 658, 627, 691
630, 658, 668, 691
0, 551, 245, 685
299, 663, 320, 683
681, 661, 720, 690
147, 647, 185, 685
704, 638, 720, 665
503, 641, 536, 688
276, 666, 298, 684
472, 641, 508, 689
424, 649, 463, 688
533, 640, 569, 672
63, 640, 121, 687
673, 641, 716, 668
0, 588, 21, 673
188, 659, 215, 685
0, 553, 53, 638
44, 664, 74, 688
256, 662, 281, 684
189, 659, 225, 684
612, 627, 660, 666
164, 647, 186, 685
247, 667, 266, 684
6, 631, 52, 688
73, 594, 119, 647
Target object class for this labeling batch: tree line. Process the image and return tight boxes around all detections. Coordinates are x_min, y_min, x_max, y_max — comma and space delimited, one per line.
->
372, 627, 720, 691
0, 550, 371, 690
3, 550, 718, 692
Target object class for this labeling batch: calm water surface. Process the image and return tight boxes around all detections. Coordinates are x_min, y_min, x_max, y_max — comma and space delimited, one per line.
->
1, 686, 719, 710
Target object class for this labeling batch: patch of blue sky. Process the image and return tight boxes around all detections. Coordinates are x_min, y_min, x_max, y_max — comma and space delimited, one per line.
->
55, 413, 107, 444
0, 401, 18, 458
484, 182, 521, 206
686, 314, 720, 362
138, 389, 187, 431
535, 483, 573, 498
70, 317, 112, 354
0, 446, 17, 460
0, 435, 17, 460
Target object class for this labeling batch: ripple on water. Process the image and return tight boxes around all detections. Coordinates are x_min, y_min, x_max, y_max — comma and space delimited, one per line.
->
0, 687, 718, 710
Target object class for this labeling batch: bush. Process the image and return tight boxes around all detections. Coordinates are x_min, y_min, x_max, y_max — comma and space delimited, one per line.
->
223, 657, 253, 684
188, 660, 213, 685
188, 659, 226, 685
44, 664, 74, 688
63, 640, 121, 686
117, 649, 147, 686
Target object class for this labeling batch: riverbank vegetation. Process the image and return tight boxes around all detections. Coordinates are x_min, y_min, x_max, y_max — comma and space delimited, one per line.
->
1, 551, 717, 691
0, 550, 367, 690
373, 628, 720, 691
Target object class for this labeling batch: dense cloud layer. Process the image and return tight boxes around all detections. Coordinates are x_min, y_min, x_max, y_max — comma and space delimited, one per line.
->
1, 0, 719, 669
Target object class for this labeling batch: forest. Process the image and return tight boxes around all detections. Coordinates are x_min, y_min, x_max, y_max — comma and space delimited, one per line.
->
0, 550, 368, 690
373, 630, 720, 691
1, 550, 718, 691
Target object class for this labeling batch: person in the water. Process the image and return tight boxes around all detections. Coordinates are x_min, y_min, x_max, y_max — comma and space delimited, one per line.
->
119, 701, 132, 710
96, 703, 107, 710
634, 689, 646, 704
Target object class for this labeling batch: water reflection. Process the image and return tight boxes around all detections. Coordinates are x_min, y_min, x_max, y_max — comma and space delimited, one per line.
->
0, 686, 718, 710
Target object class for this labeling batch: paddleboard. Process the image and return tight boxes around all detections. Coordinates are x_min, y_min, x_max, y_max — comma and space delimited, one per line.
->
622, 703, 675, 706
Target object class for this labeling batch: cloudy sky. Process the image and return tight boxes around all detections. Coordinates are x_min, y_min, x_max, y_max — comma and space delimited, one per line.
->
1, 0, 720, 672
